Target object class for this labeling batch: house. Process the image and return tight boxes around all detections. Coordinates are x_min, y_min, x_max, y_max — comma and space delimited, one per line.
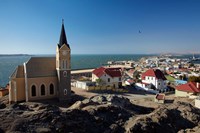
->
92, 67, 122, 88
0, 84, 9, 97
72, 80, 95, 90
173, 64, 181, 69
175, 82, 200, 98
9, 22, 71, 103
0, 88, 9, 97
141, 69, 167, 91
154, 93, 165, 103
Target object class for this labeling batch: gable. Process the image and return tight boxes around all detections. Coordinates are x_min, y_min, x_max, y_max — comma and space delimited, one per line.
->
10, 65, 24, 79
142, 69, 166, 80
93, 67, 122, 78
60, 44, 70, 51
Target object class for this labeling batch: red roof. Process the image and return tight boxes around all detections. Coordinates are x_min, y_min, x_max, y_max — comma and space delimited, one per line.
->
156, 93, 165, 100
0, 88, 9, 92
142, 69, 166, 80
93, 67, 122, 78
176, 82, 200, 93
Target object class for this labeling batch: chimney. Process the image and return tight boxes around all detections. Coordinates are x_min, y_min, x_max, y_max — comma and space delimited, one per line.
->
197, 82, 199, 88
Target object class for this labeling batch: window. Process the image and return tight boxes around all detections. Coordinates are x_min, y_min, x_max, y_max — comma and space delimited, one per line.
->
64, 89, 67, 95
31, 85, 36, 97
63, 60, 65, 69
108, 78, 110, 82
41, 84, 45, 96
66, 60, 67, 68
49, 84, 54, 95
119, 77, 121, 81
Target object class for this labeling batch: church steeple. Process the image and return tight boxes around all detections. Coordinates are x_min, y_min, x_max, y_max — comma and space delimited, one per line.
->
58, 19, 70, 48
56, 19, 71, 102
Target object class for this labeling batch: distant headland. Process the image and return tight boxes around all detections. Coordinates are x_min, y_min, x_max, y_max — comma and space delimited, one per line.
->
0, 54, 31, 57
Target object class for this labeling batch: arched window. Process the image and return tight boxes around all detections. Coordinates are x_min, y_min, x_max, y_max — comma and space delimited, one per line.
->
31, 85, 36, 97
41, 84, 45, 96
63, 60, 65, 69
49, 84, 54, 95
64, 89, 67, 95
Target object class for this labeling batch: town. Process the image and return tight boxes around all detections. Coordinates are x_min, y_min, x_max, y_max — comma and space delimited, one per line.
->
70, 55, 200, 108
1, 54, 200, 107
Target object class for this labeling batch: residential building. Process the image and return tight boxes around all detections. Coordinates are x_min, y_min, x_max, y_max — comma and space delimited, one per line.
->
141, 69, 167, 90
0, 88, 9, 97
9, 22, 71, 103
92, 67, 122, 88
154, 93, 165, 103
175, 82, 200, 97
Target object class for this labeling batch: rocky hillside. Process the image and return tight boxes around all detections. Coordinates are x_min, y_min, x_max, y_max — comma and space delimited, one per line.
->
0, 95, 199, 133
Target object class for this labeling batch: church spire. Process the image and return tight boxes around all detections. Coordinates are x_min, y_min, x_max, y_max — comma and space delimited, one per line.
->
58, 19, 70, 48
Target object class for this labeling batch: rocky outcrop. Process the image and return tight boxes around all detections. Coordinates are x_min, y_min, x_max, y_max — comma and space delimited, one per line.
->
125, 100, 200, 133
0, 95, 199, 133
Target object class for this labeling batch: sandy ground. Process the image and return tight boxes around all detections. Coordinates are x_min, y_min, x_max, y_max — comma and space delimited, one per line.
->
71, 87, 155, 100
71, 87, 176, 109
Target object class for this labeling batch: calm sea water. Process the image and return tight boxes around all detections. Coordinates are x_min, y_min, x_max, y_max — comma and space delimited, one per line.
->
0, 54, 151, 86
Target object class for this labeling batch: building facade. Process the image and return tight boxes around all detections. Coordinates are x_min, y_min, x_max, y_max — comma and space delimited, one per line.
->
9, 22, 71, 103
141, 69, 167, 90
92, 67, 122, 88
175, 82, 200, 97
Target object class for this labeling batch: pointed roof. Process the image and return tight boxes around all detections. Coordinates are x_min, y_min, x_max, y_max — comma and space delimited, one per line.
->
93, 67, 122, 78
58, 20, 70, 49
142, 69, 166, 80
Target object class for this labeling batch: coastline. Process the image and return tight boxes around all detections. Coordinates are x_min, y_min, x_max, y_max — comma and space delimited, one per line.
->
0, 54, 200, 87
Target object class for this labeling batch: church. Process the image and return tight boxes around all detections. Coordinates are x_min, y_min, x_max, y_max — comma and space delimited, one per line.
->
9, 22, 71, 103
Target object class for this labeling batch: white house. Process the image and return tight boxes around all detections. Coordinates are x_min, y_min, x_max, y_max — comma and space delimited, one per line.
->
92, 67, 122, 88
141, 69, 167, 91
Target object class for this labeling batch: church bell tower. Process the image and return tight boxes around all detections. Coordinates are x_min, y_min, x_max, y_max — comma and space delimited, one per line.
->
56, 20, 71, 101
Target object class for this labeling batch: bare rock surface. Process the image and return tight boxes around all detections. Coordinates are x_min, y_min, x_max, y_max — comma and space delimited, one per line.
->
0, 95, 199, 133
125, 99, 200, 133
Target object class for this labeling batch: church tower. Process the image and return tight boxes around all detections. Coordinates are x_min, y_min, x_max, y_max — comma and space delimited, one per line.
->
56, 20, 71, 101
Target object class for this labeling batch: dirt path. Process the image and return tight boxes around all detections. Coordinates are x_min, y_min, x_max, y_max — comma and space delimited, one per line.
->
72, 87, 97, 98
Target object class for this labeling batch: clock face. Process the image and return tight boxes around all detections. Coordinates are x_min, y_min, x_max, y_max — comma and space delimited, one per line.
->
62, 50, 67, 56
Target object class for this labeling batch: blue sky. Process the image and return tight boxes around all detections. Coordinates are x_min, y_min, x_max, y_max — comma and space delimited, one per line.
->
0, 0, 200, 54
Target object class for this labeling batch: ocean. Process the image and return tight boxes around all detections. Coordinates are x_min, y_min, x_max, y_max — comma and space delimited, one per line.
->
0, 54, 151, 86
